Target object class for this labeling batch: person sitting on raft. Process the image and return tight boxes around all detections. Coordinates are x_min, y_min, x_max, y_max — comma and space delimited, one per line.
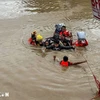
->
59, 26, 73, 45
60, 56, 87, 67
73, 29, 88, 47
46, 40, 75, 51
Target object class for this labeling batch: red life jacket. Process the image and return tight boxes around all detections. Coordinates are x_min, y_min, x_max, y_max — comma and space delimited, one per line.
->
28, 38, 36, 45
60, 30, 70, 37
60, 60, 72, 67
74, 40, 88, 47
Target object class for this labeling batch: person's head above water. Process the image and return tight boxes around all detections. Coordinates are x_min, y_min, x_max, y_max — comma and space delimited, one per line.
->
54, 40, 59, 47
61, 26, 66, 31
45, 40, 50, 46
63, 56, 68, 61
54, 40, 59, 44
32, 31, 37, 35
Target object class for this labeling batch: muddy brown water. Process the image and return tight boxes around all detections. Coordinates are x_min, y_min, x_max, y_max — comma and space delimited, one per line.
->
0, 0, 100, 100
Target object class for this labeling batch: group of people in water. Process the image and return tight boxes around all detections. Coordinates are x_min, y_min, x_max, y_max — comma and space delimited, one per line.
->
28, 23, 100, 99
28, 23, 89, 67
28, 23, 88, 51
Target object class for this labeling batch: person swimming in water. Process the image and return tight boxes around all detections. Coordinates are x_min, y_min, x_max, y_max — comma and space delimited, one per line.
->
60, 56, 87, 67
54, 56, 87, 67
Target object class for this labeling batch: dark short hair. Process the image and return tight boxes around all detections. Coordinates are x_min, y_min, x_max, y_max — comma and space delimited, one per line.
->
62, 26, 66, 29
63, 56, 68, 61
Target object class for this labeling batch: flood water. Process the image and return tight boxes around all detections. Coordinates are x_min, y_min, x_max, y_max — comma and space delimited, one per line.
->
0, 0, 91, 19
0, 0, 65, 18
0, 0, 100, 100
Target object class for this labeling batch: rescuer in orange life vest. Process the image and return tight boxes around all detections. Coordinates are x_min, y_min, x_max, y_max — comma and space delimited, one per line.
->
58, 56, 87, 67
59, 26, 73, 45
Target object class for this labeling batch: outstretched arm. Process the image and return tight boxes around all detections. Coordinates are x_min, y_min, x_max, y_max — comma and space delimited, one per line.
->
53, 56, 87, 66
72, 60, 87, 65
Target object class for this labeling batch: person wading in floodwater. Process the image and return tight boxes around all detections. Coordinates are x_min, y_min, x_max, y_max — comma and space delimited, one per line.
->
53, 56, 87, 68
73, 29, 88, 47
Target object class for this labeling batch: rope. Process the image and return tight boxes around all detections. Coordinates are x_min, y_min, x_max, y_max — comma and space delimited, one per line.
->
58, 0, 100, 95
81, 53, 100, 92
81, 53, 96, 94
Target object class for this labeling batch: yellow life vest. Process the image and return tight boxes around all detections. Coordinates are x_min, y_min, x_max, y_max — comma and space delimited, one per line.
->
36, 34, 43, 41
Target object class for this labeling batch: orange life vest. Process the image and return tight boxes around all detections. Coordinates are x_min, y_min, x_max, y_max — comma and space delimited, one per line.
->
60, 30, 70, 37
60, 60, 72, 67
